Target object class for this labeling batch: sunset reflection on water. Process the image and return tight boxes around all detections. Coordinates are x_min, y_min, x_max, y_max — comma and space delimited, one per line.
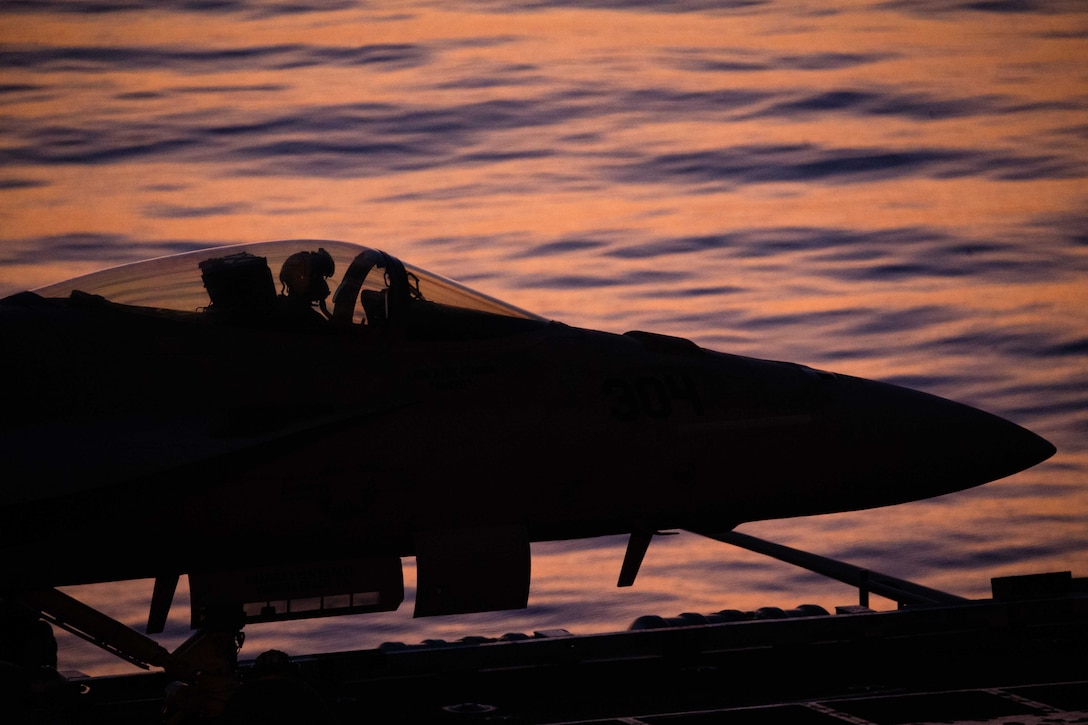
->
1, 1, 1085, 677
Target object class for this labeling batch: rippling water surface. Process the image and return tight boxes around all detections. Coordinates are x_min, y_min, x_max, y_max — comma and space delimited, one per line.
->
1, 1, 1086, 676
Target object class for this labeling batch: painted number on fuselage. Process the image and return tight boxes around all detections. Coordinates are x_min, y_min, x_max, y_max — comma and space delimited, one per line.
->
604, 374, 704, 421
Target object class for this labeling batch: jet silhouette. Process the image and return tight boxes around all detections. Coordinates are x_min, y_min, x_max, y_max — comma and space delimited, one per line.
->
0, 239, 1054, 673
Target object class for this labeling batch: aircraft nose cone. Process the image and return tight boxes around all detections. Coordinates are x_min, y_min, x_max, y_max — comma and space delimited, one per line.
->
827, 375, 1055, 501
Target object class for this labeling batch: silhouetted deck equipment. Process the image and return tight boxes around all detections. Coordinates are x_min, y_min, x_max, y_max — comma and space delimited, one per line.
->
20, 535, 1087, 724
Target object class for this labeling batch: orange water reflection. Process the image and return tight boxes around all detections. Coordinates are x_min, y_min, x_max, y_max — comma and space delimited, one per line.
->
3, 2, 1085, 677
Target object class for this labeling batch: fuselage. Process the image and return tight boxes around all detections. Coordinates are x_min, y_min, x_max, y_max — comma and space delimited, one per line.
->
0, 241, 1055, 600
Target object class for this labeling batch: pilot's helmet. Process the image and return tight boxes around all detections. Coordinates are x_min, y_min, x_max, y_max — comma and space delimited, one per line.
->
279, 248, 335, 301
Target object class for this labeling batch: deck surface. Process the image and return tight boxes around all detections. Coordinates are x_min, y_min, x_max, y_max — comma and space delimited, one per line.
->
20, 586, 1086, 724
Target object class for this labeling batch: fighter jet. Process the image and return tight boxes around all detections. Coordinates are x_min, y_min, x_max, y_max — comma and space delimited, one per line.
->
0, 239, 1054, 671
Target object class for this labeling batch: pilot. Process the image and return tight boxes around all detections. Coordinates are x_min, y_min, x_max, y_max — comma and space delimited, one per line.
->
278, 248, 335, 321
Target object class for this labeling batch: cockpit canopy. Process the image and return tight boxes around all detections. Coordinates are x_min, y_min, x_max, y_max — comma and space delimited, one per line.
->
35, 240, 545, 333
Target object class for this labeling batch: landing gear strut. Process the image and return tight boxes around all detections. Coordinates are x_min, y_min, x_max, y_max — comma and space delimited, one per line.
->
5, 588, 247, 721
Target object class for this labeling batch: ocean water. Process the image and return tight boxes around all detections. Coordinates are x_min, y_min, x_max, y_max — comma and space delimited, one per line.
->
1, 1, 1085, 677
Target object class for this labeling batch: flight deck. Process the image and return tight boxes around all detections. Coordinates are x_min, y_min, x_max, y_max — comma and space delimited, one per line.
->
21, 567, 1087, 724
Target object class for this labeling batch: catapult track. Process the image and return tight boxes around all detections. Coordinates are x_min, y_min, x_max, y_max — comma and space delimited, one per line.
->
20, 557, 1088, 724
